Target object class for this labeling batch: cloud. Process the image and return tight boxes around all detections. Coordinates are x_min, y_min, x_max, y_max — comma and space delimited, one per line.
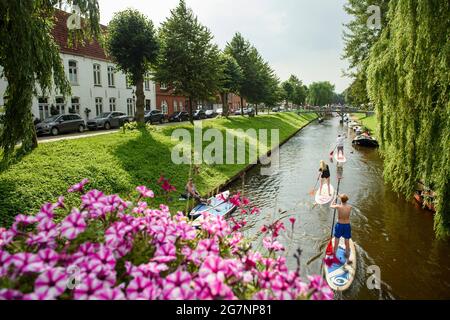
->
97, 0, 351, 92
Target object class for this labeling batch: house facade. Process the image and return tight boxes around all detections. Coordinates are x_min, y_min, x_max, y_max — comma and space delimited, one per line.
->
0, 10, 156, 121
155, 84, 188, 116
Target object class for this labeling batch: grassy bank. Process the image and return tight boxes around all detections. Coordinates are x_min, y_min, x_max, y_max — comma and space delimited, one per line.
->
352, 113, 377, 135
0, 113, 316, 224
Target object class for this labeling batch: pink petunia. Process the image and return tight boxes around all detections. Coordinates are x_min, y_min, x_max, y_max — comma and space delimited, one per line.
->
0, 228, 15, 249
126, 276, 160, 300
10, 252, 44, 274
68, 179, 90, 193
0, 289, 24, 300
93, 287, 126, 300
0, 250, 11, 277
34, 268, 68, 299
152, 243, 177, 263
136, 186, 154, 199
162, 269, 195, 300
73, 277, 106, 300
60, 209, 87, 240
263, 237, 285, 252
37, 249, 60, 269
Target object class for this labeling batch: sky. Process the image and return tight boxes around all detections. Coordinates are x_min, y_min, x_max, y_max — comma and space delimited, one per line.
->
97, 0, 352, 93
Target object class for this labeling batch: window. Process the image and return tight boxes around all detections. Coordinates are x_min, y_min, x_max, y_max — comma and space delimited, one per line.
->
38, 97, 49, 120
93, 64, 101, 86
109, 98, 116, 112
95, 98, 103, 116
108, 66, 115, 87
161, 100, 168, 115
144, 76, 151, 91
69, 60, 78, 85
145, 99, 151, 111
56, 97, 65, 115
173, 101, 178, 113
127, 98, 134, 116
71, 97, 80, 114
160, 83, 168, 90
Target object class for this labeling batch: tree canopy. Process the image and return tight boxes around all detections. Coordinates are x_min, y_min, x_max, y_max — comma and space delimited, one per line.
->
218, 53, 243, 117
154, 0, 221, 123
105, 9, 159, 123
0, 1, 101, 160
307, 81, 336, 107
281, 75, 308, 107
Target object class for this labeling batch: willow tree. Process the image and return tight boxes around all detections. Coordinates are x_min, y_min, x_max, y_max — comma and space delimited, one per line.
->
0, 1, 100, 160
367, 0, 450, 237
105, 10, 159, 124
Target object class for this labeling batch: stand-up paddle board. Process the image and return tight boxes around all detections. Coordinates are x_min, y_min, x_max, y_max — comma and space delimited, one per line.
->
315, 184, 335, 205
324, 238, 357, 292
334, 153, 347, 164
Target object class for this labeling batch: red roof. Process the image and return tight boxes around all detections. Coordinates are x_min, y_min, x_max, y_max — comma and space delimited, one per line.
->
52, 10, 110, 61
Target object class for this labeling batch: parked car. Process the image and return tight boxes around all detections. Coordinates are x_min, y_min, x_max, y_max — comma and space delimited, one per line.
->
234, 109, 243, 116
36, 114, 86, 136
144, 110, 166, 125
216, 108, 223, 116
205, 110, 217, 118
193, 110, 207, 120
272, 107, 281, 113
168, 111, 189, 123
87, 112, 130, 131
244, 108, 256, 117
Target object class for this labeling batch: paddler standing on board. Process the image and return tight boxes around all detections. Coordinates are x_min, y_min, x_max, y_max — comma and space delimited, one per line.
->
336, 134, 346, 159
330, 194, 353, 264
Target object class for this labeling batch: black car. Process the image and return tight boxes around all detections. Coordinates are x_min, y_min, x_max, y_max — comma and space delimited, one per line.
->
168, 111, 189, 123
87, 112, 130, 130
36, 114, 86, 136
144, 110, 166, 124
244, 108, 256, 117
193, 110, 207, 120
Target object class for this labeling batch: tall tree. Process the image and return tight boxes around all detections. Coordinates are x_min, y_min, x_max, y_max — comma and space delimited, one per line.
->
307, 82, 336, 107
225, 33, 259, 116
155, 0, 221, 124
367, 0, 450, 238
218, 53, 243, 118
105, 9, 159, 124
0, 1, 100, 160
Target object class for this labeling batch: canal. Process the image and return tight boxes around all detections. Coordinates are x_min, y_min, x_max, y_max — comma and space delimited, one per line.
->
229, 116, 450, 300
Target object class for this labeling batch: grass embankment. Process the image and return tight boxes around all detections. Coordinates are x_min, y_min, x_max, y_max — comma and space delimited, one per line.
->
0, 113, 317, 225
352, 113, 377, 135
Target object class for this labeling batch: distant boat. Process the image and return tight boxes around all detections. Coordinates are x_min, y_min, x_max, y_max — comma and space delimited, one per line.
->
414, 182, 436, 213
189, 191, 237, 220
318, 118, 324, 123
352, 135, 379, 148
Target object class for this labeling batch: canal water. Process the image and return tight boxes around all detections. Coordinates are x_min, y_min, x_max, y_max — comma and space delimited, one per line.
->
228, 116, 450, 300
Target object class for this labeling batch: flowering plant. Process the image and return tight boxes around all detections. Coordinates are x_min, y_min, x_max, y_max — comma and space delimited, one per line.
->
0, 180, 332, 300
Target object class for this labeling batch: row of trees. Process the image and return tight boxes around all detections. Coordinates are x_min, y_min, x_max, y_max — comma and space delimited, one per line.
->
107, 1, 282, 124
342, 0, 449, 237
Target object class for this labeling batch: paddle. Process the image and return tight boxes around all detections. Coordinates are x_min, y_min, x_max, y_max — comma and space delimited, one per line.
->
308, 175, 321, 196
329, 145, 337, 157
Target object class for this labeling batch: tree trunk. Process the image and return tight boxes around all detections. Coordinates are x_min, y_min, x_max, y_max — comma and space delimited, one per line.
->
255, 103, 258, 116
189, 97, 194, 125
222, 93, 229, 118
31, 125, 38, 149
135, 76, 145, 124
240, 96, 244, 116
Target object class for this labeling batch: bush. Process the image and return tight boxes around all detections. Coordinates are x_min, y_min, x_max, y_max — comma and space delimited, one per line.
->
0, 180, 332, 300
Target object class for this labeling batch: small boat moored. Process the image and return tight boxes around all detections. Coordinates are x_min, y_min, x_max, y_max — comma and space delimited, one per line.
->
352, 135, 379, 148
189, 191, 237, 220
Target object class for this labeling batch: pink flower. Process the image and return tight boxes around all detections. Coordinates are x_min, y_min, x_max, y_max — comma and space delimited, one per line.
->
289, 217, 296, 226
0, 289, 23, 300
37, 249, 59, 269
36, 203, 55, 222
251, 207, 261, 215
60, 209, 87, 240
308, 275, 334, 300
136, 186, 154, 199
152, 243, 177, 263
93, 287, 126, 300
10, 252, 44, 274
162, 269, 195, 300
73, 277, 106, 300
68, 179, 90, 193
0, 250, 12, 277
126, 276, 160, 300
91, 245, 116, 270
0, 228, 15, 249
34, 268, 68, 299
263, 237, 285, 252
12, 215, 38, 232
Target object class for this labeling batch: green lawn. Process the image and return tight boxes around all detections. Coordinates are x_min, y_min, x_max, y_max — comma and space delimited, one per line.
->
352, 113, 377, 135
0, 113, 316, 225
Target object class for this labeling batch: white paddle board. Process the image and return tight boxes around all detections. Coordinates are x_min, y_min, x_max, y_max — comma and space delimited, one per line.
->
334, 152, 347, 164
315, 184, 335, 205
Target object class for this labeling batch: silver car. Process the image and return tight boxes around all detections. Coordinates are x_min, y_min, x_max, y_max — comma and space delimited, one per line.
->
35, 114, 86, 136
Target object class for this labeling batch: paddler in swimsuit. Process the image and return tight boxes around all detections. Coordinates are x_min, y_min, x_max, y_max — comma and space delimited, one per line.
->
330, 194, 353, 264
318, 160, 332, 197
185, 178, 207, 203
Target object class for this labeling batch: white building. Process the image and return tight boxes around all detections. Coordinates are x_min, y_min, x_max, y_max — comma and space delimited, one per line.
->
0, 10, 156, 121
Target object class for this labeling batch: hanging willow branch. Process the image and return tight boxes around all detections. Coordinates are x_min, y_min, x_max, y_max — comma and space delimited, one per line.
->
367, 0, 450, 238
0, 0, 101, 161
